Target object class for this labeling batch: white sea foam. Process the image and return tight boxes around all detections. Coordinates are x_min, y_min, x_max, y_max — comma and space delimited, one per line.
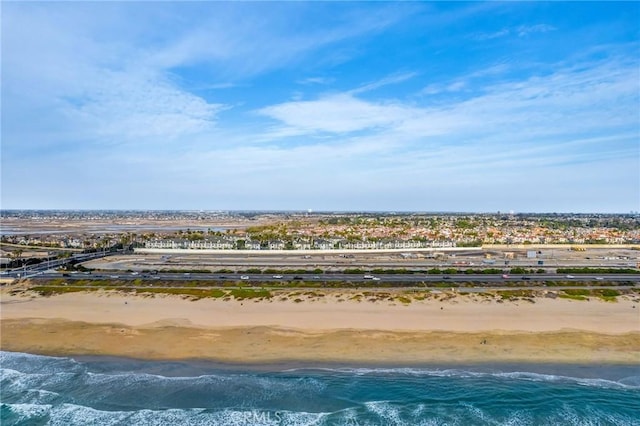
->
494, 371, 640, 390
0, 351, 68, 364
583, 404, 640, 426
12, 388, 61, 405
364, 401, 405, 425
3, 399, 639, 426
3, 351, 636, 391
0, 367, 76, 399
79, 369, 327, 407
2, 403, 334, 426
501, 410, 534, 426
1, 403, 52, 424
284, 366, 640, 390
2, 352, 639, 426
459, 402, 498, 425
0, 351, 80, 372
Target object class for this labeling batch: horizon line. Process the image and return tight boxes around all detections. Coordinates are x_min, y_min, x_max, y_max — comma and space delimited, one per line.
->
1, 209, 638, 216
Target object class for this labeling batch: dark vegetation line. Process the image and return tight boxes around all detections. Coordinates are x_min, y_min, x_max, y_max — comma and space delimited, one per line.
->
26, 277, 638, 290
102, 267, 640, 275
22, 284, 633, 303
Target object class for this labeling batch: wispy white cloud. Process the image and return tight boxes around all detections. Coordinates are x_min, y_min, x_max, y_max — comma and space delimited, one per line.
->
421, 80, 467, 95
297, 77, 335, 85
471, 28, 511, 41
124, 125, 637, 211
517, 24, 556, 37
2, 2, 418, 149
62, 69, 226, 143
200, 52, 637, 209
257, 56, 639, 165
258, 94, 414, 134
471, 23, 556, 41
2, 1, 638, 212
144, 3, 413, 78
2, 3, 227, 147
350, 71, 419, 94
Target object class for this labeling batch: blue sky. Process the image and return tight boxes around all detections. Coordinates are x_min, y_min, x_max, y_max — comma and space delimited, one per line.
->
2, 1, 639, 213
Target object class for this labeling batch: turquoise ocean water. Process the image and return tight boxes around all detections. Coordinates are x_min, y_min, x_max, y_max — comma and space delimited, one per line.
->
1, 351, 639, 425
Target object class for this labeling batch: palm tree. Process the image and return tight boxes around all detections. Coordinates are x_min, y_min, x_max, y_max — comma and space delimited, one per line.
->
10, 249, 23, 261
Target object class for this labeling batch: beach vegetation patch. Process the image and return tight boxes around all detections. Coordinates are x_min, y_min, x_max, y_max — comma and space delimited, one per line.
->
133, 288, 228, 299
30, 286, 99, 296
559, 289, 589, 301
592, 289, 620, 301
563, 289, 590, 296
412, 291, 431, 301
496, 290, 535, 301
559, 294, 588, 301
229, 288, 272, 300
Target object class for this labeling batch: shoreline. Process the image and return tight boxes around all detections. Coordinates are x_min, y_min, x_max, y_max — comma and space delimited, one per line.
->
5, 350, 640, 382
2, 290, 639, 365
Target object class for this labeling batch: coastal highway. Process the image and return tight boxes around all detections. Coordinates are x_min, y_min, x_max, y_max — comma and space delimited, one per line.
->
29, 271, 640, 285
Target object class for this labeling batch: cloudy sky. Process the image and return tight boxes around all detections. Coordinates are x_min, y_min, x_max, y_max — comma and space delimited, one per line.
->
2, 1, 639, 213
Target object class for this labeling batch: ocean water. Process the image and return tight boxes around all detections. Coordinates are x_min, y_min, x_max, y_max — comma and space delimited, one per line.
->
1, 351, 639, 425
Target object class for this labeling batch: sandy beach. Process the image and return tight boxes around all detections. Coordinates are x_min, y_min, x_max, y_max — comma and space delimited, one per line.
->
1, 290, 639, 364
